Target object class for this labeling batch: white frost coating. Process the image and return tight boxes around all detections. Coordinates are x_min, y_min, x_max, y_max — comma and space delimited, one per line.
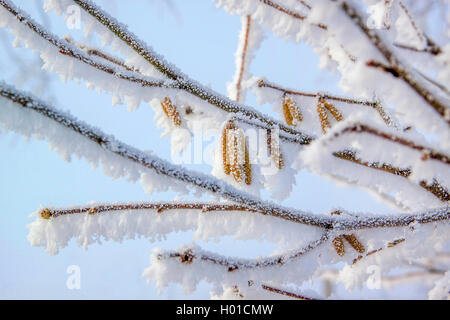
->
144, 221, 449, 296
227, 15, 265, 103
366, 0, 393, 30
143, 241, 323, 296
5, 0, 312, 186
300, 114, 449, 211
428, 271, 450, 300
337, 222, 450, 291
0, 93, 192, 197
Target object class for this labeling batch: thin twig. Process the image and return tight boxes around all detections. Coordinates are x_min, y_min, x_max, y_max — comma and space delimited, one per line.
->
257, 79, 394, 126
333, 150, 450, 202
261, 284, 315, 300
234, 15, 251, 103
39, 202, 259, 219
160, 231, 330, 272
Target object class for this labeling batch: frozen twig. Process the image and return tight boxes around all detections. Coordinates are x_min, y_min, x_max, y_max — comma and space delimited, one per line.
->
158, 231, 330, 272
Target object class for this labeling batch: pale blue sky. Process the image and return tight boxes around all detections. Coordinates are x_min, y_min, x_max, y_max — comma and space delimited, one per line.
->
0, 0, 394, 299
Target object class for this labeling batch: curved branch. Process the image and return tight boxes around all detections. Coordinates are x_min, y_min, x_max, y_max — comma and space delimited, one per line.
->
158, 231, 330, 272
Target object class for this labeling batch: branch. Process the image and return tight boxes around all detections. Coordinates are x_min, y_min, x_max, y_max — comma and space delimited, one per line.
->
352, 238, 405, 265
339, 1, 449, 125
158, 231, 330, 272
333, 150, 450, 202
338, 123, 450, 166
1, 85, 449, 230
69, 0, 313, 143
0, 0, 313, 144
64, 36, 141, 73
397, 1, 442, 56
257, 79, 394, 126
38, 202, 259, 219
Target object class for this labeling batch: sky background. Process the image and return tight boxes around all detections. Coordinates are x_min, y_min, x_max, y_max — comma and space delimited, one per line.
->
0, 0, 397, 299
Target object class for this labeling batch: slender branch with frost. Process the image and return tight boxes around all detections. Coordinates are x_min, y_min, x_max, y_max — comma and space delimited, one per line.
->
256, 78, 394, 126
229, 15, 252, 103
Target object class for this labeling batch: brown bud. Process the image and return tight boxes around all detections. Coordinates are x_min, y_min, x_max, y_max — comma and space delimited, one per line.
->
40, 208, 51, 220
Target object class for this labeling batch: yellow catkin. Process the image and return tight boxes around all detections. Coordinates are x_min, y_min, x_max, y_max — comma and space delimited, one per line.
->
229, 129, 244, 183
267, 129, 284, 170
283, 95, 302, 126
40, 208, 51, 220
321, 99, 344, 122
317, 103, 330, 134
333, 236, 345, 256
343, 234, 365, 254
221, 121, 236, 175
227, 127, 251, 185
160, 97, 182, 126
